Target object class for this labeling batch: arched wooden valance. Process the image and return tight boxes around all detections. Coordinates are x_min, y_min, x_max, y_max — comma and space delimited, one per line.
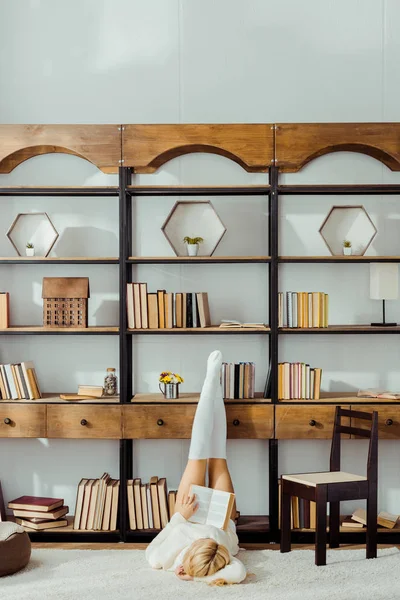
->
122, 124, 273, 173
0, 125, 121, 173
275, 123, 400, 172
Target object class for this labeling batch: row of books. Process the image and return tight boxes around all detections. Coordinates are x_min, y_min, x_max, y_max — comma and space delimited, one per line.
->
278, 362, 322, 400
278, 291, 329, 328
73, 474, 120, 531
342, 508, 399, 529
221, 362, 256, 399
127, 283, 211, 329
0, 361, 42, 400
8, 495, 69, 531
0, 292, 9, 328
127, 476, 174, 530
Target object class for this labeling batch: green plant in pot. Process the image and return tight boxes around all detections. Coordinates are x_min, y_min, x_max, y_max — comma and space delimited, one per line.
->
343, 239, 352, 256
183, 236, 204, 257
26, 242, 35, 257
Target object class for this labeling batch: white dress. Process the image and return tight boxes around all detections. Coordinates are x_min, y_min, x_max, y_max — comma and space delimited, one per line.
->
145, 512, 246, 584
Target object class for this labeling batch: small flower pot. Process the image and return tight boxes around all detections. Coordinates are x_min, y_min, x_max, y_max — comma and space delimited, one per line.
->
159, 383, 180, 399
26, 248, 35, 257
187, 244, 199, 257
343, 247, 352, 256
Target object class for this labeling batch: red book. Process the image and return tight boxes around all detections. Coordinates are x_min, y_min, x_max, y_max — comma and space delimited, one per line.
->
8, 496, 64, 513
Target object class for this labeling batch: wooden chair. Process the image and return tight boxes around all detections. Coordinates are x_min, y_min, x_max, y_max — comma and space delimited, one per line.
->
280, 406, 378, 566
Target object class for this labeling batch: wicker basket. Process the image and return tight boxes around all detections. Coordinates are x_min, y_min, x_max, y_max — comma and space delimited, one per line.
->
42, 277, 90, 328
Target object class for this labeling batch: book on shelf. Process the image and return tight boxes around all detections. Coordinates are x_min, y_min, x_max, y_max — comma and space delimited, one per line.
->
127, 283, 211, 330
279, 291, 329, 328
219, 320, 266, 329
341, 516, 364, 528
157, 478, 169, 528
8, 496, 63, 512
141, 483, 149, 529
221, 362, 255, 399
0, 292, 9, 329
12, 505, 69, 520
16, 517, 68, 530
78, 385, 104, 398
357, 389, 400, 400
278, 481, 315, 529
278, 362, 322, 400
150, 476, 161, 529
127, 476, 180, 531
350, 508, 399, 529
0, 361, 42, 400
73, 474, 119, 531
189, 484, 235, 530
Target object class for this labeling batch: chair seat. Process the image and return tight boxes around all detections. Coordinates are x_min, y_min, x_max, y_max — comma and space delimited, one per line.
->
282, 471, 367, 487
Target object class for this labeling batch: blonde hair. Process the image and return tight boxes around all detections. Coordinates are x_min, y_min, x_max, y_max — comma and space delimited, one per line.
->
182, 538, 230, 579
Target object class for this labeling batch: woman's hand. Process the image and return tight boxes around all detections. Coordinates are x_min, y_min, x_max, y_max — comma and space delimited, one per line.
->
175, 493, 199, 520
175, 564, 194, 581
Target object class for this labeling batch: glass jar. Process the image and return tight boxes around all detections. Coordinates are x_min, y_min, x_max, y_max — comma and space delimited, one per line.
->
104, 368, 118, 396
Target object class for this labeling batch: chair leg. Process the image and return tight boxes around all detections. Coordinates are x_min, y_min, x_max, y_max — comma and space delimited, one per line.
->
366, 491, 377, 559
329, 501, 340, 549
315, 485, 328, 566
280, 485, 291, 554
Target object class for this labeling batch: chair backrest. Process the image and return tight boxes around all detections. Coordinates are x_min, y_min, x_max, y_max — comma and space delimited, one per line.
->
330, 406, 378, 483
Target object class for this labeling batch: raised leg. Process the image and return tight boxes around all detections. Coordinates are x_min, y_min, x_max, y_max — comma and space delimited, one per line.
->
280, 480, 291, 553
175, 459, 207, 510
208, 458, 237, 518
329, 501, 340, 548
315, 485, 327, 566
366, 490, 377, 559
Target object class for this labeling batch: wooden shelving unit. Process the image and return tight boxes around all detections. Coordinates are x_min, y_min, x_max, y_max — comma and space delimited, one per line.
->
2, 122, 400, 545
131, 392, 270, 403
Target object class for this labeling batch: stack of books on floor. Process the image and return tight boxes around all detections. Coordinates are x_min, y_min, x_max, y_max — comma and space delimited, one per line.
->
127, 283, 211, 329
9, 496, 69, 530
278, 291, 329, 328
73, 474, 120, 531
221, 362, 256, 399
342, 508, 400, 529
278, 362, 322, 400
0, 361, 41, 400
127, 476, 177, 530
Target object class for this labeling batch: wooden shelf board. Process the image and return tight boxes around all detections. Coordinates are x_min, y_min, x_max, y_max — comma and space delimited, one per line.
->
127, 256, 270, 263
279, 392, 400, 404
280, 256, 400, 263
11, 516, 118, 534
131, 392, 270, 403
127, 326, 270, 334
0, 257, 119, 264
126, 185, 270, 196
0, 326, 119, 334
0, 393, 120, 404
0, 186, 118, 196
280, 325, 400, 333
278, 184, 400, 195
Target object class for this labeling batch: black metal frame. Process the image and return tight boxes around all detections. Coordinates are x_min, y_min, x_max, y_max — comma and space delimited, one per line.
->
3, 163, 400, 545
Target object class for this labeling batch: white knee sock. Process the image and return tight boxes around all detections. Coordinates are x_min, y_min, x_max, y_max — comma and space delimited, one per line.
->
188, 350, 225, 460
209, 377, 227, 459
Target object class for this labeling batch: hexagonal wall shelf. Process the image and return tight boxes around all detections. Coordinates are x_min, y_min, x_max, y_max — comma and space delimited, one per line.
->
161, 201, 226, 256
7, 212, 59, 257
319, 205, 377, 256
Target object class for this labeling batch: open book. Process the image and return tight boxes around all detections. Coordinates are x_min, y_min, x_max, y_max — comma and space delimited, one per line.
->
188, 484, 235, 530
220, 320, 266, 329
357, 388, 400, 400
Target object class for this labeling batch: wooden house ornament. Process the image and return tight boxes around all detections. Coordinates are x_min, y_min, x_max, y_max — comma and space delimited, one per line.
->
42, 277, 90, 328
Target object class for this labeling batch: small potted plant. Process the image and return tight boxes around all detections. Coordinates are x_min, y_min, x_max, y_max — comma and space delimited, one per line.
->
159, 371, 184, 399
26, 243, 35, 257
343, 240, 352, 256
183, 236, 204, 257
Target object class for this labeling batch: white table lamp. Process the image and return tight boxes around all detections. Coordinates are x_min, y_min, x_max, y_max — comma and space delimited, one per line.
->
370, 263, 398, 326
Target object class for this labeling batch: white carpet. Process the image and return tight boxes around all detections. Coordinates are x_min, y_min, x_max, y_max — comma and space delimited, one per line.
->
2, 548, 400, 600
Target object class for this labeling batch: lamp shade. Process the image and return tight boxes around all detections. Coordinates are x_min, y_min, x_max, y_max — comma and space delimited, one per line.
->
370, 264, 399, 300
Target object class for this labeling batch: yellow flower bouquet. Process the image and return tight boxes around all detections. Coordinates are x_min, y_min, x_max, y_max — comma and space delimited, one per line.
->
159, 371, 184, 384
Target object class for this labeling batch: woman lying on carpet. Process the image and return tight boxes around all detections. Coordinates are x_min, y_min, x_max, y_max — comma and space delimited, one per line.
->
145, 350, 247, 585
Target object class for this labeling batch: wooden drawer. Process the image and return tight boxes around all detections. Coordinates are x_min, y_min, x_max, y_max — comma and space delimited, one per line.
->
0, 404, 46, 438
352, 405, 400, 439
47, 406, 122, 439
123, 404, 273, 439
275, 405, 350, 439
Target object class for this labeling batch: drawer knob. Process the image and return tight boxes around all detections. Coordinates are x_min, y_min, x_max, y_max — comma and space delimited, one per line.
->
3, 418, 11, 425
233, 419, 240, 426
309, 419, 316, 427
157, 419, 164, 426
386, 418, 393, 426
80, 419, 88, 426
